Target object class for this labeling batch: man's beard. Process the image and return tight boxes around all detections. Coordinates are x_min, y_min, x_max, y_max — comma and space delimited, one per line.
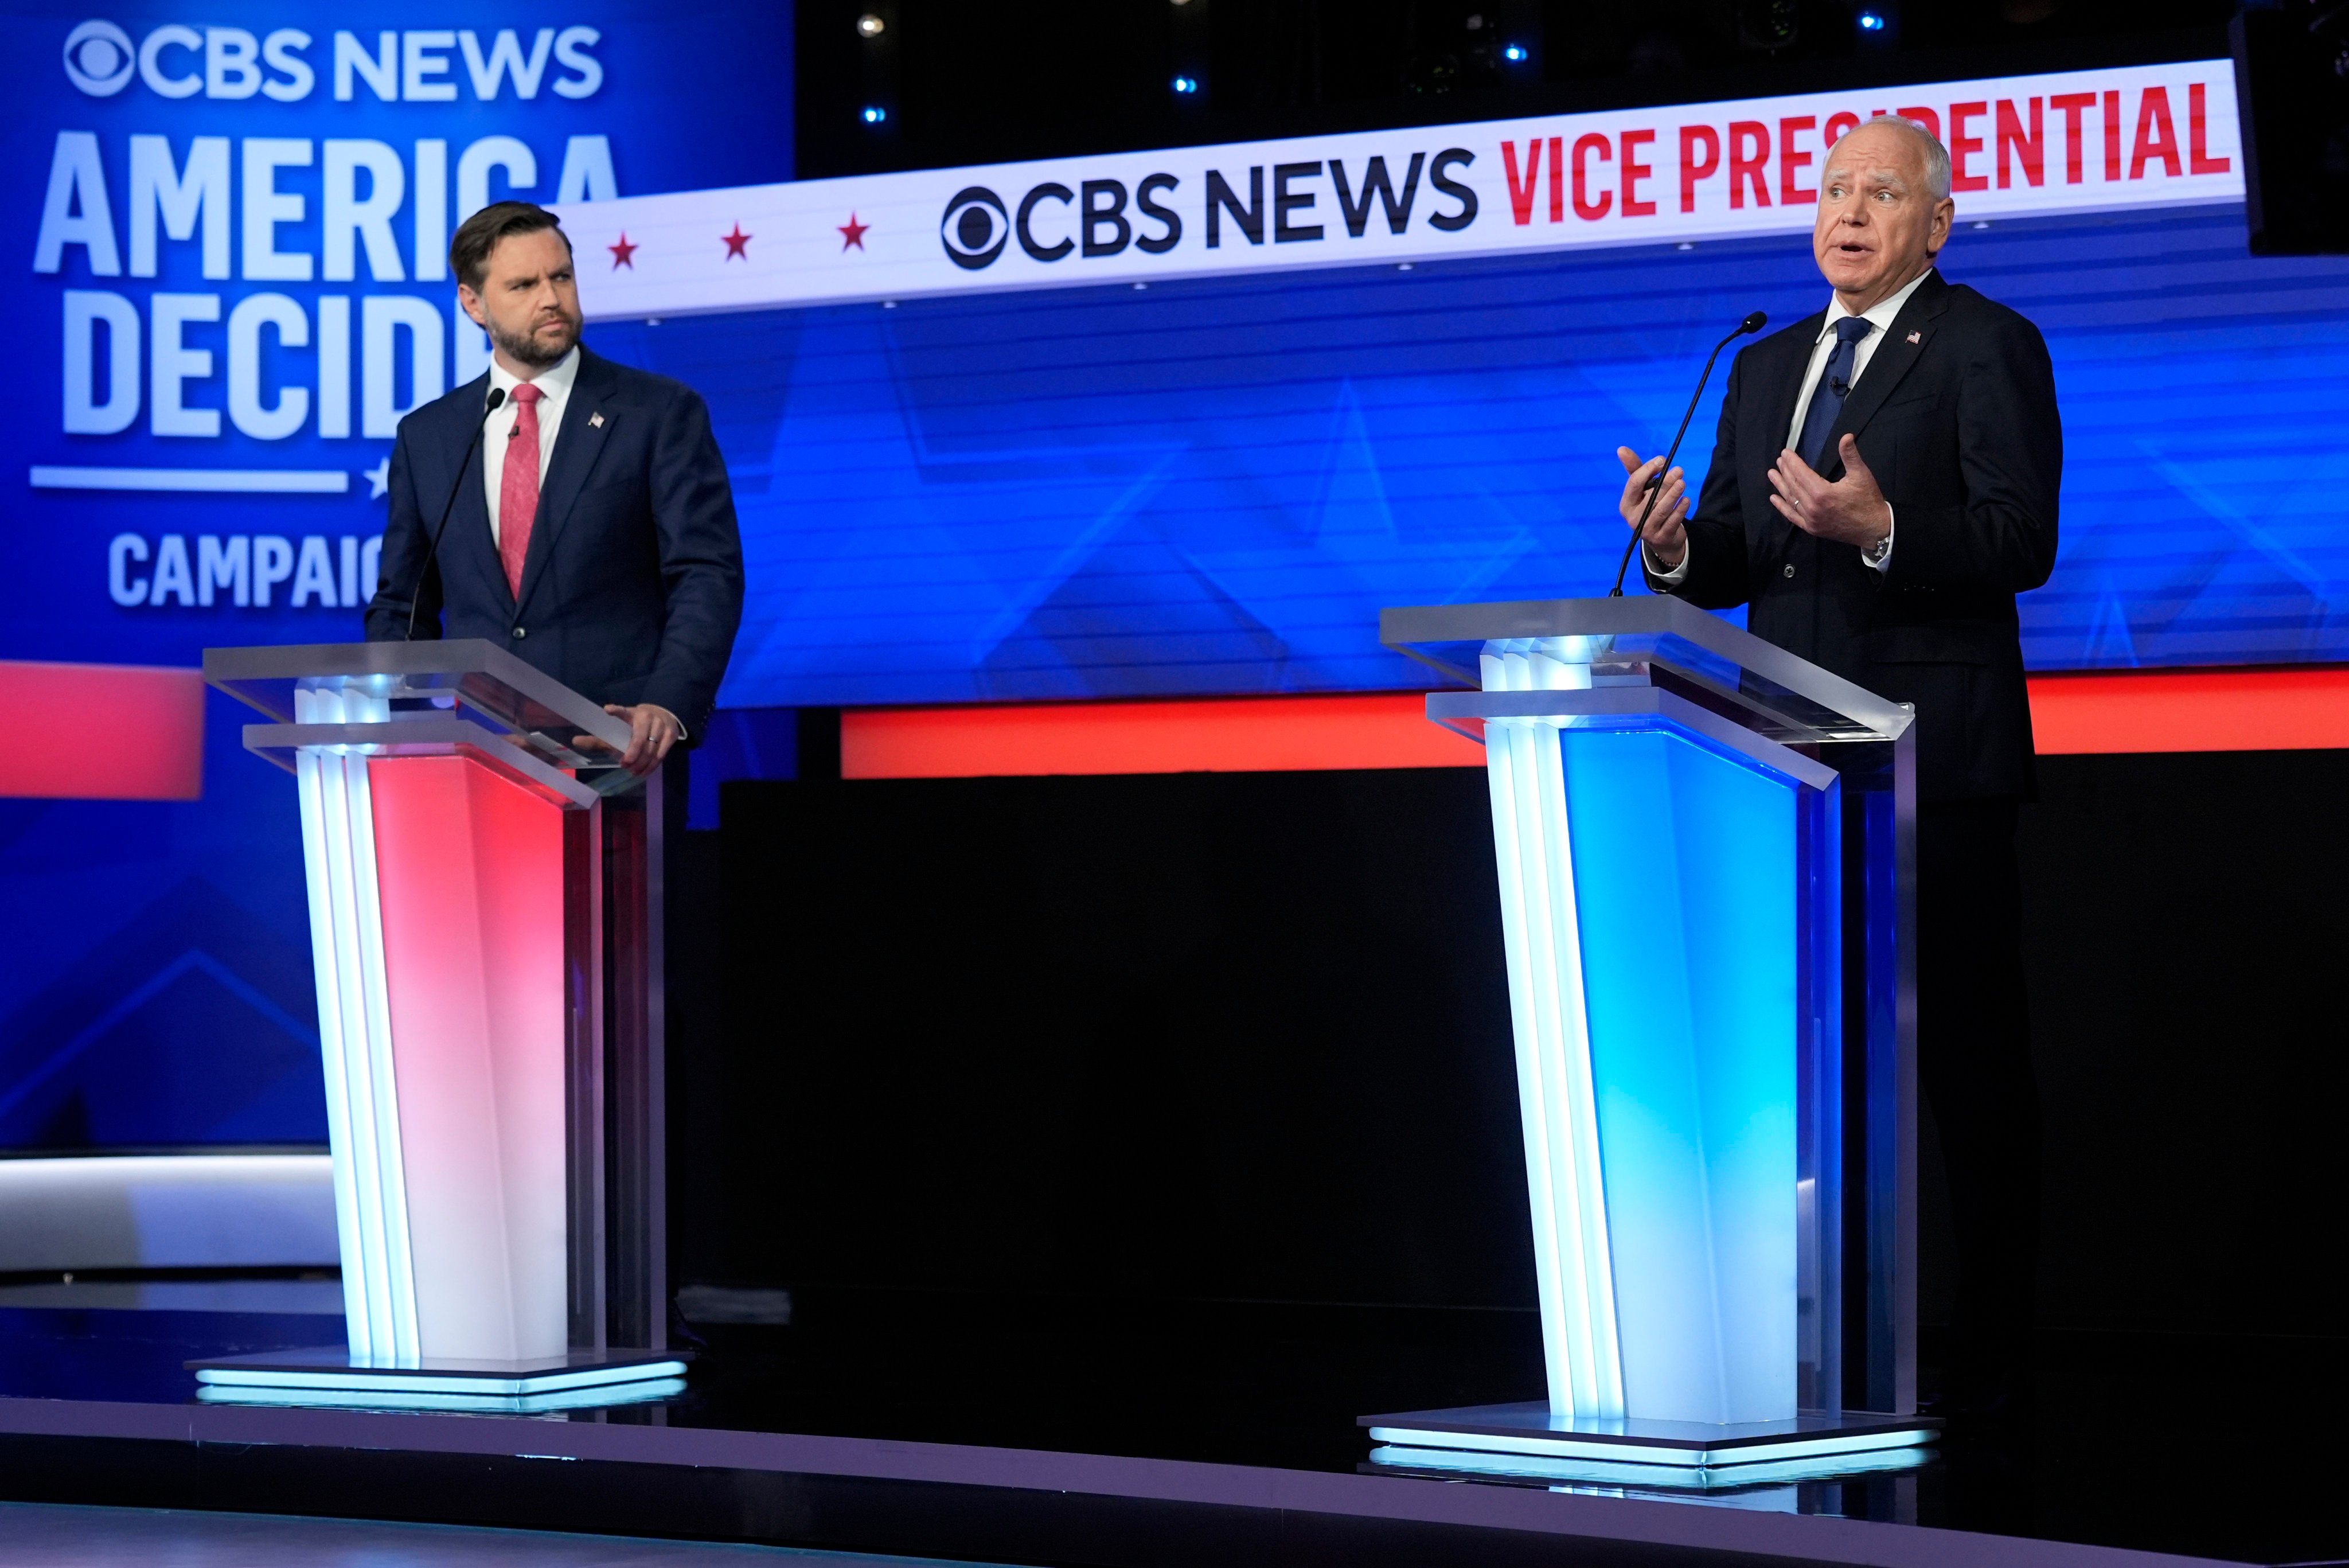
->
490, 311, 580, 370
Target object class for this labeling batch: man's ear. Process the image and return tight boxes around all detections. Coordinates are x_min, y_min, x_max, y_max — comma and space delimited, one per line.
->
456, 285, 488, 330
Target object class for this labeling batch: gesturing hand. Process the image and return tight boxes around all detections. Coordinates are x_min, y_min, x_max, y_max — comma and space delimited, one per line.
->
1767, 435, 1892, 551
1617, 447, 1688, 570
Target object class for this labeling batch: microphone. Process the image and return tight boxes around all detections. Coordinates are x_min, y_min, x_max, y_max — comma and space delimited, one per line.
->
1607, 310, 1769, 596
404, 385, 508, 641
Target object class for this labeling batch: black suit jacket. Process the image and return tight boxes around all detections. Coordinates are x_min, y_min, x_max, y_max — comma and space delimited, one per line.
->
1648, 270, 2060, 800
365, 345, 746, 739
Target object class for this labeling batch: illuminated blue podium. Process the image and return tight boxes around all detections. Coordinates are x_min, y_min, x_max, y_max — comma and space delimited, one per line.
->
1364, 598, 1929, 1484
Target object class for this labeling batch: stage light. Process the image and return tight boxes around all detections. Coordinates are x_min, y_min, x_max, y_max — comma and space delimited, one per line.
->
1172, 76, 1199, 94
857, 13, 885, 37
861, 106, 888, 124
1503, 44, 1528, 61
1857, 10, 1886, 29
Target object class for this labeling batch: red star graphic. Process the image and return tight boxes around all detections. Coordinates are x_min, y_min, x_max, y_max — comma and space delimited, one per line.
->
721, 223, 752, 260
609, 232, 638, 269
838, 212, 870, 251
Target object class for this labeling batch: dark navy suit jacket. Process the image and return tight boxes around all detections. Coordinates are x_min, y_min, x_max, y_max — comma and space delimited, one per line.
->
365, 345, 745, 739
1647, 270, 2061, 800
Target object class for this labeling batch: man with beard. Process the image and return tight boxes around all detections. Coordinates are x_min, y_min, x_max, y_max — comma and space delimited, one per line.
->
366, 201, 743, 777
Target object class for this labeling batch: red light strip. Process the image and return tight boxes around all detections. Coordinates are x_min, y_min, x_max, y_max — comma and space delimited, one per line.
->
0, 660, 205, 801
2026, 666, 2349, 755
841, 668, 2349, 781
842, 692, 1482, 779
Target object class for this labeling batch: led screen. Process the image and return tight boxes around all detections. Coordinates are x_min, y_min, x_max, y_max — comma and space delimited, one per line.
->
588, 199, 2347, 710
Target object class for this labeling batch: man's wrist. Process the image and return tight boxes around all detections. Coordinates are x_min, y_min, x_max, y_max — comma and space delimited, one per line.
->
1860, 503, 1895, 566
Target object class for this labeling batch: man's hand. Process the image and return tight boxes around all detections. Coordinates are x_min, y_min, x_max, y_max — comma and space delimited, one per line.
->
1617, 447, 1689, 570
575, 703, 682, 778
1767, 435, 1892, 551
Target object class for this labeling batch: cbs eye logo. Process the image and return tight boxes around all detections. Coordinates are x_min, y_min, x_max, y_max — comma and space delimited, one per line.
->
940, 187, 1008, 271
64, 19, 136, 96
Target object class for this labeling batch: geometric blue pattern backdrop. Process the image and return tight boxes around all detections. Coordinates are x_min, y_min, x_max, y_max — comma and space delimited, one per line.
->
595, 200, 2349, 708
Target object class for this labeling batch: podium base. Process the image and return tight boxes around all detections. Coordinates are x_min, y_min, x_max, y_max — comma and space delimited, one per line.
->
1361, 1402, 1937, 1488
189, 1347, 688, 1414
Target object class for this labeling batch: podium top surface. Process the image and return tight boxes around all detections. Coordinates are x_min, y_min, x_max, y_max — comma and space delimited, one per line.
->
1380, 596, 1913, 746
204, 639, 630, 752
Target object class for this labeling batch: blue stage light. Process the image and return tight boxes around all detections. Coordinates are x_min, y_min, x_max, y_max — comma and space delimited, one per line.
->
1367, 1440, 1933, 1488
196, 1360, 690, 1396
1857, 10, 1886, 29
861, 106, 888, 124
198, 1377, 688, 1415
1172, 76, 1199, 94
1503, 44, 1528, 61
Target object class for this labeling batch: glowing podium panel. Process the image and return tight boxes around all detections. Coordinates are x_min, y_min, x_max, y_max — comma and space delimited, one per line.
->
1367, 598, 1923, 1480
196, 642, 681, 1409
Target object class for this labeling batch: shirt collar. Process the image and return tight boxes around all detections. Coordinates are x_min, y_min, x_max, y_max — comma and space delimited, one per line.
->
487, 344, 580, 403
1819, 268, 1934, 342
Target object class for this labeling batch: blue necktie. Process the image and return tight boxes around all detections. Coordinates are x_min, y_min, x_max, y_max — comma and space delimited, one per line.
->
1797, 317, 1874, 469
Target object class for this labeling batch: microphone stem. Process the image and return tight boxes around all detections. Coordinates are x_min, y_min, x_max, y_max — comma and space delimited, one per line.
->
405, 391, 505, 641
1608, 324, 1749, 597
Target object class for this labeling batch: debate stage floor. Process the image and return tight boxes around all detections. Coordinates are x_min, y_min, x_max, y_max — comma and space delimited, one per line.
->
0, 1285, 2341, 1568
0, 1502, 1019, 1567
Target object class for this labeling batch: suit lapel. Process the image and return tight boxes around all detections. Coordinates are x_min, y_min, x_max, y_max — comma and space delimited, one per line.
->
515, 348, 618, 619
1817, 270, 1950, 479
1757, 314, 1825, 555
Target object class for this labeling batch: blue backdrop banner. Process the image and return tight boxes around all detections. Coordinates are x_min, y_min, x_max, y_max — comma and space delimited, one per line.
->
0, 1, 791, 1150
579, 201, 2344, 707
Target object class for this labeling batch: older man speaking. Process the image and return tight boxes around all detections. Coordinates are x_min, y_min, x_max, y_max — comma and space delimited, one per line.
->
1619, 115, 2061, 1421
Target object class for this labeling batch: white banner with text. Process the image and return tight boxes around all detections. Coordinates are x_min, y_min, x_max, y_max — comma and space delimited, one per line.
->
561, 59, 2242, 321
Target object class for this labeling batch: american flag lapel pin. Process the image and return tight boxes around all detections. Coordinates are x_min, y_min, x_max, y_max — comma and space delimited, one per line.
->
1906, 331, 1921, 344
590, 411, 604, 427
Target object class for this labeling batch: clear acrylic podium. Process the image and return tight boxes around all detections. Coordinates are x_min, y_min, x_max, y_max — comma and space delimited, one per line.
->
1362, 598, 1930, 1483
193, 641, 683, 1411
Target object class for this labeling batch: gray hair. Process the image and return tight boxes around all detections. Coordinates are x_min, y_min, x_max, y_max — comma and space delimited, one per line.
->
1825, 114, 1952, 201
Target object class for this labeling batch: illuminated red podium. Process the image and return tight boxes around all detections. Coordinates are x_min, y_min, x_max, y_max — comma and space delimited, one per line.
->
196, 642, 681, 1410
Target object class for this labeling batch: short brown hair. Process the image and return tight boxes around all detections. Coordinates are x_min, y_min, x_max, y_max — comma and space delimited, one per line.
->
450, 201, 571, 291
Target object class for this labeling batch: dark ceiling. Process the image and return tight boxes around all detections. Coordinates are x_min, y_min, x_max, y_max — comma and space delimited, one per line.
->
794, 0, 2235, 179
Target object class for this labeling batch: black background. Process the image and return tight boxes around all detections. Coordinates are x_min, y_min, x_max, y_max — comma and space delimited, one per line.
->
671, 747, 2349, 1343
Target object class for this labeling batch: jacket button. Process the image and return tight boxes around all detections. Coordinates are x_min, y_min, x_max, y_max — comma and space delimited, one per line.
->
511, 626, 526, 639
1782, 563, 1796, 578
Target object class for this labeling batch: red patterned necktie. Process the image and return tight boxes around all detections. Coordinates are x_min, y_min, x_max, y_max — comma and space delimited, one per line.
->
498, 381, 545, 599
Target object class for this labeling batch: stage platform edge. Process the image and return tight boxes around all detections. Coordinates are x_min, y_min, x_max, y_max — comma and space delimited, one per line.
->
0, 1390, 2233, 1568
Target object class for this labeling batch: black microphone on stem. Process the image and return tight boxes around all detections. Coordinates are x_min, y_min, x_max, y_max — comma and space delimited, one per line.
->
404, 385, 508, 641
1607, 310, 1769, 596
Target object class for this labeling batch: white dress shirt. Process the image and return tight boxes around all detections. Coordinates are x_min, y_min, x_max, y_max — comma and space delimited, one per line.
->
1648, 267, 1931, 584
483, 346, 580, 547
